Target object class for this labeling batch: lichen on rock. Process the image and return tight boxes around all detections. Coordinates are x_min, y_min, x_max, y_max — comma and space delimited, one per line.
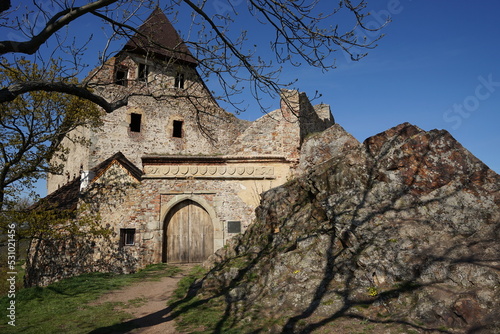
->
197, 123, 500, 333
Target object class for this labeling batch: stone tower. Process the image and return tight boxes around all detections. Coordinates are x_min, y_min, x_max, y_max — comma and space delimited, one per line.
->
32, 8, 335, 287
47, 8, 248, 193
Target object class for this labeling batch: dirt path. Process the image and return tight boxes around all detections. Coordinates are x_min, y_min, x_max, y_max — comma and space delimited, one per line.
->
93, 264, 194, 334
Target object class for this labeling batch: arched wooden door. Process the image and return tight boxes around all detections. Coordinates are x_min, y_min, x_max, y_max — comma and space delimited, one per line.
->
163, 200, 214, 263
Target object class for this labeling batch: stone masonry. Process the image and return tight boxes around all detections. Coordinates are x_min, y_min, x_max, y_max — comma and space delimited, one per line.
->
27, 8, 335, 286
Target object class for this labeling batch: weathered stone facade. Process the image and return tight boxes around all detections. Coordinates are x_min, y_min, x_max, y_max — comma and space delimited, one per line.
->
28, 9, 335, 286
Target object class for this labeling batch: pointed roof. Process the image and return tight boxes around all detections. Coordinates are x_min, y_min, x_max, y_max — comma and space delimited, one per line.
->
122, 7, 197, 66
34, 152, 142, 211
91, 151, 143, 182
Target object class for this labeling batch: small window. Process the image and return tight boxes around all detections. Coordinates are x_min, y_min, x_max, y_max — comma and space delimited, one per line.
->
174, 72, 185, 89
228, 221, 241, 234
137, 63, 149, 82
120, 228, 136, 246
172, 120, 183, 138
130, 113, 142, 132
115, 66, 128, 86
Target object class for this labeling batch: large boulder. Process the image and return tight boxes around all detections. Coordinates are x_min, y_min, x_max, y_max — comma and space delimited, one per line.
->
199, 123, 500, 333
297, 123, 363, 173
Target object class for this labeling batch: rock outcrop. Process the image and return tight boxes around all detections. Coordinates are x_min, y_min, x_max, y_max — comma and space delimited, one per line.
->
197, 123, 500, 333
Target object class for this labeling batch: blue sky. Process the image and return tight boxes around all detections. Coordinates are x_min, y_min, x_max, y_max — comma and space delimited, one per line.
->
6, 1, 500, 197
187, 0, 500, 173
333, 1, 500, 174
235, 0, 500, 174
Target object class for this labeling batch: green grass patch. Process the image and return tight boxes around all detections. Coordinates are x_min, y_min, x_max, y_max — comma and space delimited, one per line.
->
0, 263, 182, 334
169, 266, 270, 334
227, 255, 251, 269
175, 295, 227, 333
126, 296, 148, 307
0, 260, 25, 296
171, 265, 205, 301
169, 265, 233, 333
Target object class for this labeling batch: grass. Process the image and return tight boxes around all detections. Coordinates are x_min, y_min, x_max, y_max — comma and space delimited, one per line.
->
0, 260, 25, 297
0, 263, 182, 334
0, 237, 30, 296
171, 265, 205, 301
169, 266, 281, 334
5, 262, 437, 334
169, 265, 235, 333
175, 296, 227, 333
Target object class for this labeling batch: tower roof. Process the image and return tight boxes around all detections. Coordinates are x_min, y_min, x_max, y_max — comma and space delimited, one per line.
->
122, 7, 197, 66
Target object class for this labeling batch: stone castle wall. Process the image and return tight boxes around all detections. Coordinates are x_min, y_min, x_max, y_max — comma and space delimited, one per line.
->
105, 156, 292, 267
229, 90, 334, 161
29, 156, 292, 286
39, 28, 336, 287
48, 53, 249, 193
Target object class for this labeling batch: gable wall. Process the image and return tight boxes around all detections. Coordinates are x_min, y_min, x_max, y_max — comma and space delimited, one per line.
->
47, 53, 249, 193
229, 90, 335, 163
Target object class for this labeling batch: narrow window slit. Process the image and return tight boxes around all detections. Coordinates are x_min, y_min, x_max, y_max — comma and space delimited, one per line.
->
130, 113, 142, 132
138, 63, 149, 82
175, 72, 185, 89
173, 120, 183, 138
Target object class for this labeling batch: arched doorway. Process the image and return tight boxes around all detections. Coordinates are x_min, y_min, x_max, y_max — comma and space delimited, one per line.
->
163, 200, 214, 263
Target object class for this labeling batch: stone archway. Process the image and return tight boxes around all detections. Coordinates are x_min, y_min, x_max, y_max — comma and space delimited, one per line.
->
162, 199, 214, 263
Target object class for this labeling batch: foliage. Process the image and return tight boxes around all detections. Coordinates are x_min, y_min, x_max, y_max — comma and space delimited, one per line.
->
0, 58, 103, 284
0, 58, 101, 210
0, 263, 181, 333
366, 286, 378, 297
2, 202, 108, 242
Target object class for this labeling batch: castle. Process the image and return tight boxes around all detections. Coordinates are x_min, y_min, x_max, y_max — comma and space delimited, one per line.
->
27, 8, 334, 285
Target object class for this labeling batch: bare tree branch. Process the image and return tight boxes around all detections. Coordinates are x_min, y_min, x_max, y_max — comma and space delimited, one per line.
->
0, 0, 11, 14
0, 80, 128, 113
0, 0, 118, 55
1, 0, 386, 114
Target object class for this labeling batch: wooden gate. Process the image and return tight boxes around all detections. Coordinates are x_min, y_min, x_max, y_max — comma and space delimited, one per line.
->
163, 200, 214, 263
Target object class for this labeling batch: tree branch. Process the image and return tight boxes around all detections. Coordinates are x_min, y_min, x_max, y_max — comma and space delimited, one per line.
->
0, 0, 118, 55
0, 81, 128, 113
0, 0, 11, 14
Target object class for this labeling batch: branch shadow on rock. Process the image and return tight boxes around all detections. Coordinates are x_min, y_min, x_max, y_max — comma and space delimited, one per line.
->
186, 126, 499, 334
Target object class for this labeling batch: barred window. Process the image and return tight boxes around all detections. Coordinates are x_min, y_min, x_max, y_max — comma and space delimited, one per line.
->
120, 229, 136, 246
